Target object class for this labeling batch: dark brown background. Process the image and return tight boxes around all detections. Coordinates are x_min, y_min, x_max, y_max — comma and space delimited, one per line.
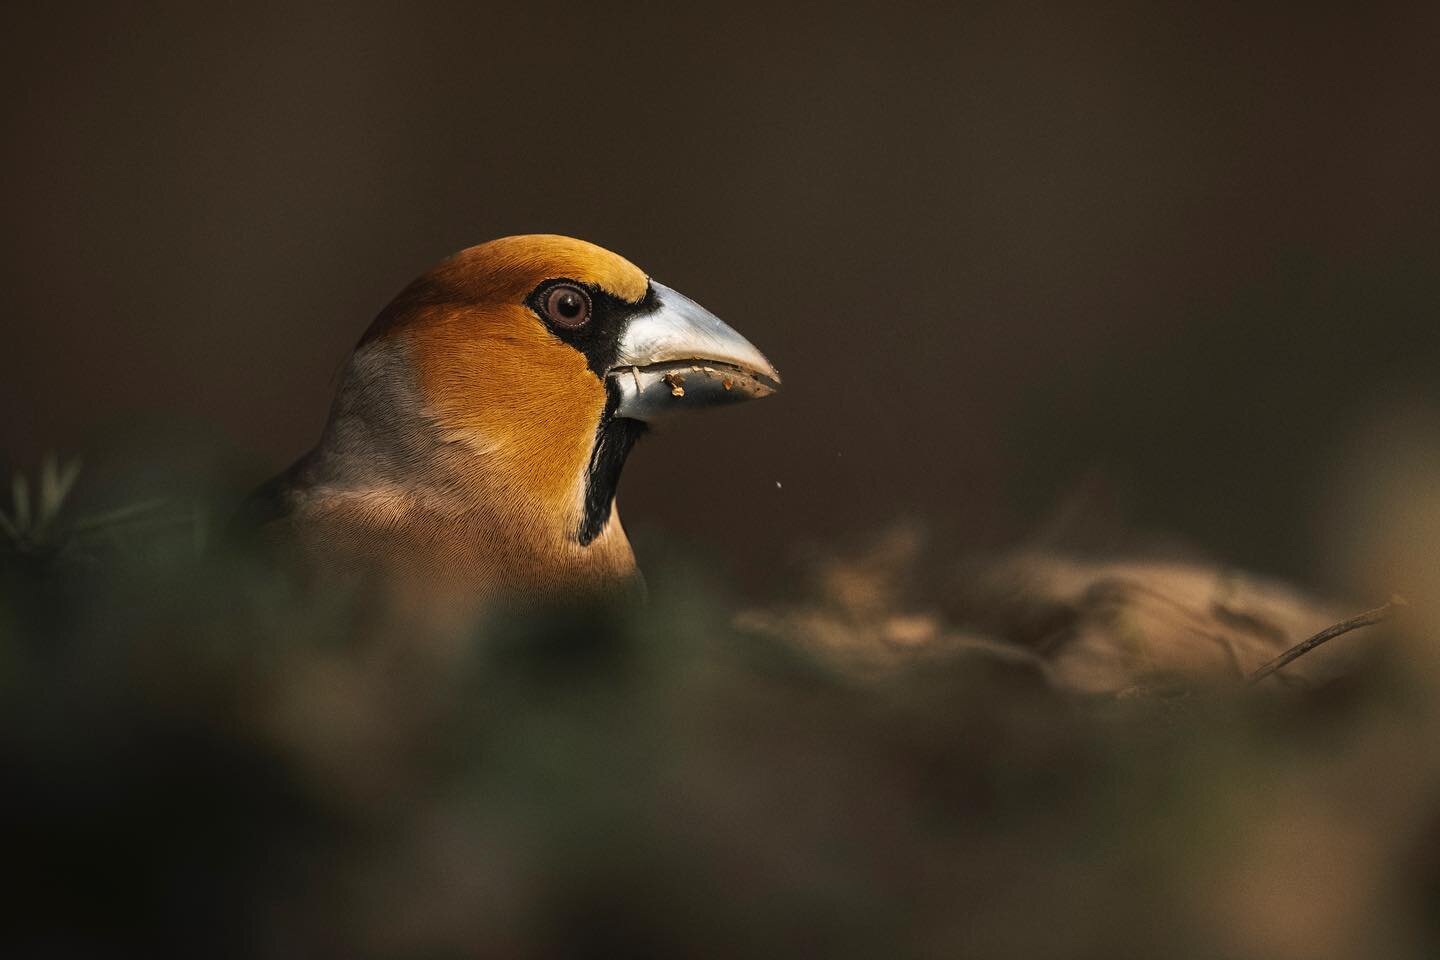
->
4, 1, 1438, 590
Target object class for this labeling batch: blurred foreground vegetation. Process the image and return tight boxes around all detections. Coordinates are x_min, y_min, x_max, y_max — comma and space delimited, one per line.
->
3, 457, 1439, 960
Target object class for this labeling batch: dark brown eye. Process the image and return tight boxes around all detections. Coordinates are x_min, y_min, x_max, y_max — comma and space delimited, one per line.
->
543, 284, 591, 328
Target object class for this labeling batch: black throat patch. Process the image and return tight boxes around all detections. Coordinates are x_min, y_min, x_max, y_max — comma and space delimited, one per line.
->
577, 383, 647, 546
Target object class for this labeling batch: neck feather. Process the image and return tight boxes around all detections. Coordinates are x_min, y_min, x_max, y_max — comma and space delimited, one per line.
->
307, 341, 644, 548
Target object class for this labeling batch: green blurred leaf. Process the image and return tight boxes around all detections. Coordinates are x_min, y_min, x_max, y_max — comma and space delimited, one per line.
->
36, 455, 82, 537
69, 498, 173, 536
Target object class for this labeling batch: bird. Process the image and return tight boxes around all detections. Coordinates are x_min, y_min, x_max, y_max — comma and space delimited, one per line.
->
237, 235, 780, 615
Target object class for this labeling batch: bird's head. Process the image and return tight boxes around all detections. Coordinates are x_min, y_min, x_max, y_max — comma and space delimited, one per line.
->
337, 235, 780, 554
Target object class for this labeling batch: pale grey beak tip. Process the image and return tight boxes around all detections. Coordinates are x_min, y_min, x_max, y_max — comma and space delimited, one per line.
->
608, 280, 781, 421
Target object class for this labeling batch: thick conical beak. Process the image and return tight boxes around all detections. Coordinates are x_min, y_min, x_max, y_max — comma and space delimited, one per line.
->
606, 281, 781, 421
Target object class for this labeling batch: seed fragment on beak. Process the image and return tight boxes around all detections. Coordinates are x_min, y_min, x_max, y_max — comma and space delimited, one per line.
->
663, 372, 686, 397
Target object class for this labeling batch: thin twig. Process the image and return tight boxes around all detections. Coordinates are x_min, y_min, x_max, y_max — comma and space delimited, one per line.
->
1247, 598, 1404, 685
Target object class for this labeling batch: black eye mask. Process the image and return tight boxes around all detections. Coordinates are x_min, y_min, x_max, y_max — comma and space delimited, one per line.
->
525, 279, 661, 381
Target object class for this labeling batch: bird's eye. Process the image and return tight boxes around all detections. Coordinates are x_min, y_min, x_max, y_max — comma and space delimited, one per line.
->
543, 284, 592, 328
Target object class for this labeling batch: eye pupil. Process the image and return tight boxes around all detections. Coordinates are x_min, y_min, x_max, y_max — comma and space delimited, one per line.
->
544, 284, 591, 328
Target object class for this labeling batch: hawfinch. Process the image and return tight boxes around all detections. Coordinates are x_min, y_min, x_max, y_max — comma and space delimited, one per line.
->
240, 235, 780, 611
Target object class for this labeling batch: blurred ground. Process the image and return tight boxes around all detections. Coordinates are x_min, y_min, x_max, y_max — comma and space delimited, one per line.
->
2, 436, 1438, 958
